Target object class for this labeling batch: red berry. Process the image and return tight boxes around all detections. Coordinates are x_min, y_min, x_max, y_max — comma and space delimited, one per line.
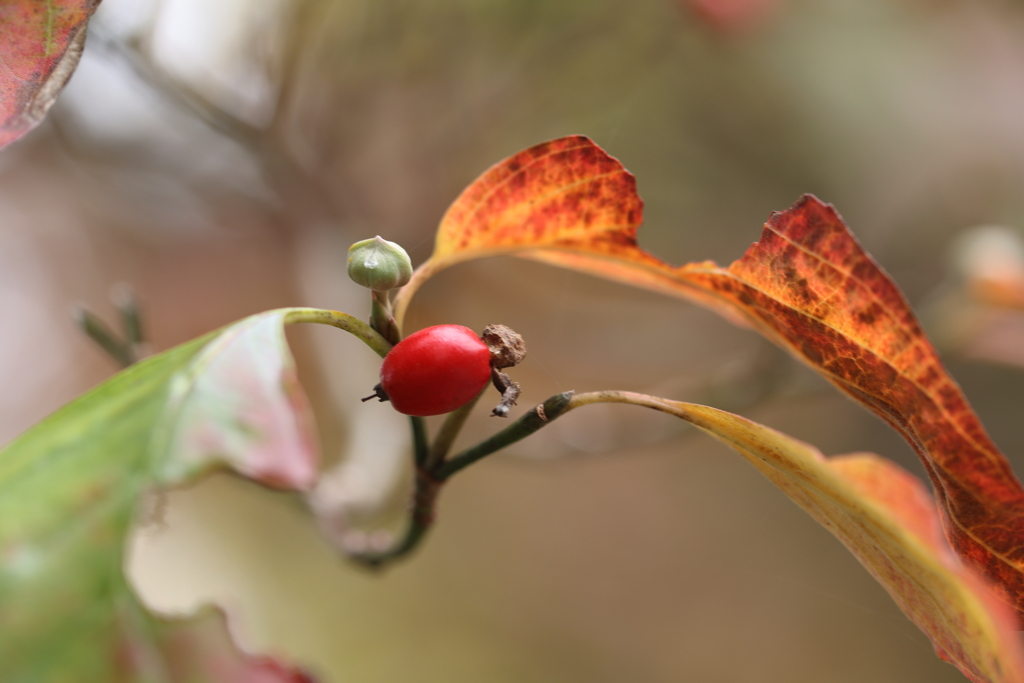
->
379, 324, 492, 416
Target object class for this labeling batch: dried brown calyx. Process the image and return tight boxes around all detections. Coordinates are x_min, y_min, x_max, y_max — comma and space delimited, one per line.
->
481, 324, 526, 417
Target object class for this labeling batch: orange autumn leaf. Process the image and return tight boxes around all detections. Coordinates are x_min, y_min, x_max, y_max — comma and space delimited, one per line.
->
567, 391, 1024, 683
393, 135, 644, 326
0, 0, 99, 149
393, 136, 1024, 622
673, 197, 1024, 623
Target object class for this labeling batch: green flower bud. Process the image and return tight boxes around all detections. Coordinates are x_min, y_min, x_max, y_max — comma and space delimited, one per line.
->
347, 236, 413, 291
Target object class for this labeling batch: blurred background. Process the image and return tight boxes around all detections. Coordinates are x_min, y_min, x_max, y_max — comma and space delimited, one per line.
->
6, 0, 1024, 680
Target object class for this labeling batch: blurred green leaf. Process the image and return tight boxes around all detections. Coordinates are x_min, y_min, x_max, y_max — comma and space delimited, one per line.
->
0, 309, 320, 682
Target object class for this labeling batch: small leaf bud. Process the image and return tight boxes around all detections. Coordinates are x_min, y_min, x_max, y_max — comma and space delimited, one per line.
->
347, 236, 413, 291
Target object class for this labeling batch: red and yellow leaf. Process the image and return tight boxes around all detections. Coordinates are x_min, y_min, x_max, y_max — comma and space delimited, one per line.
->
0, 0, 99, 149
679, 198, 1024, 623
568, 392, 1024, 683
393, 135, 644, 325
394, 136, 1024, 622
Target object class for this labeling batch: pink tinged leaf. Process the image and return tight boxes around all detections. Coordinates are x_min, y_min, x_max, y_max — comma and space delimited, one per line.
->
117, 608, 319, 683
155, 311, 319, 490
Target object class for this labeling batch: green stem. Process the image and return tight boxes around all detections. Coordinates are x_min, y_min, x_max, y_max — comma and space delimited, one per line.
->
346, 467, 440, 569
425, 387, 485, 470
436, 391, 576, 480
287, 310, 661, 570
354, 520, 430, 569
345, 389, 691, 569
284, 307, 392, 358
411, 415, 429, 466
347, 392, 576, 568
370, 290, 401, 346
566, 389, 668, 411
286, 306, 441, 565
349, 518, 430, 570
